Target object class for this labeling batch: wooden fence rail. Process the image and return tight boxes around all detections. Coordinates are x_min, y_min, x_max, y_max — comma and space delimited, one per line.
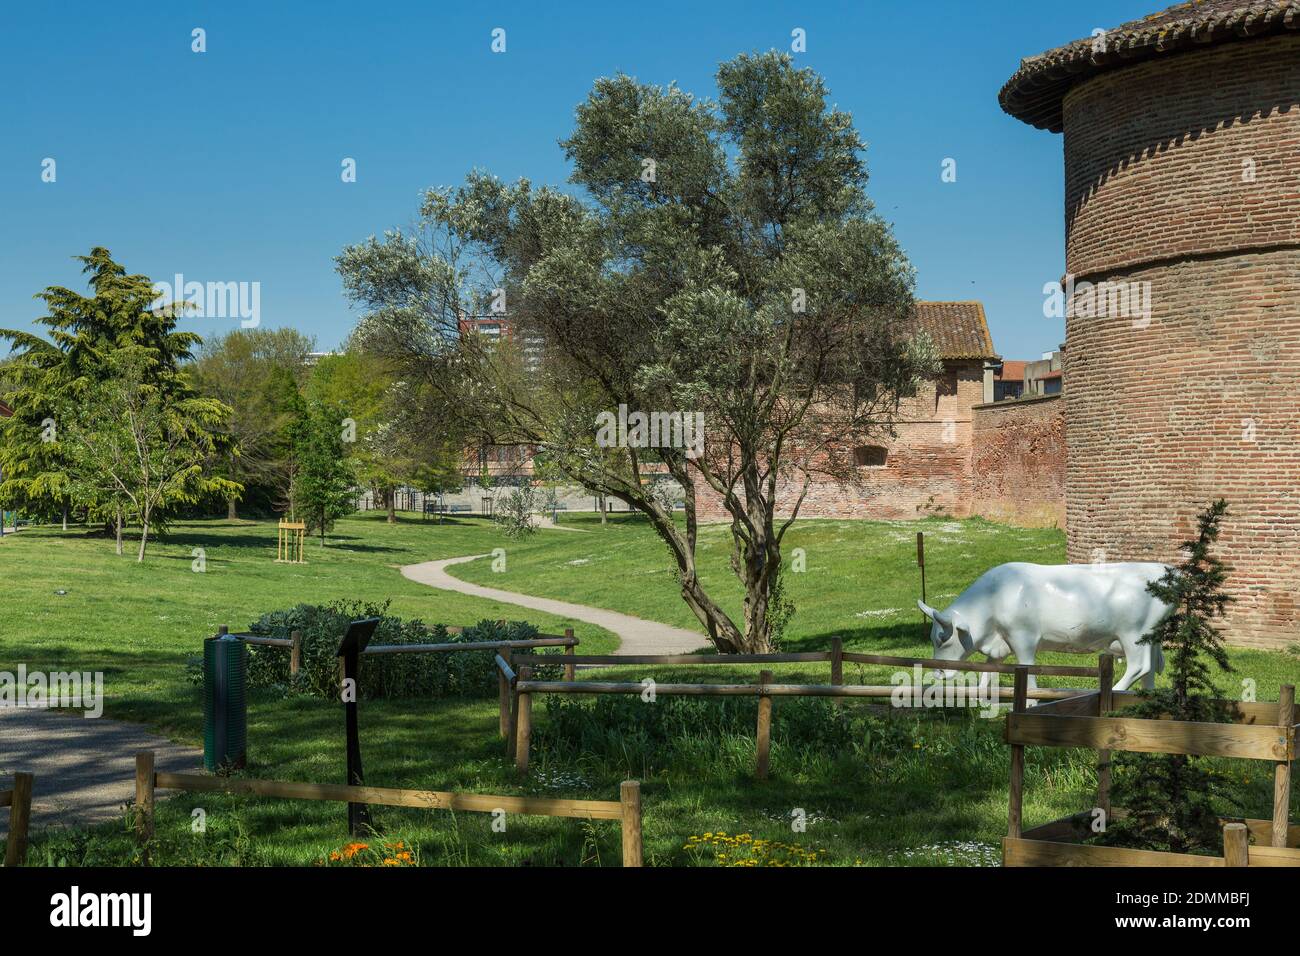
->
1005, 667, 1300, 866
135, 751, 642, 866
512, 648, 1102, 679
2, 771, 34, 866
224, 624, 579, 682
499, 649, 1107, 778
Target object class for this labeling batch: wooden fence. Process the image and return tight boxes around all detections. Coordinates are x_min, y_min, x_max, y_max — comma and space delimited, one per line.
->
133, 750, 642, 866
1, 771, 33, 866
223, 623, 578, 681
1004, 665, 1300, 866
496, 641, 1105, 778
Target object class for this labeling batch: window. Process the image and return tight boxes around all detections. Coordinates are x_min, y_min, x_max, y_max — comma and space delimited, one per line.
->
854, 445, 887, 467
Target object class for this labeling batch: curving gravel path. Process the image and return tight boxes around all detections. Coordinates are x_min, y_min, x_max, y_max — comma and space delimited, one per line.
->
400, 555, 708, 656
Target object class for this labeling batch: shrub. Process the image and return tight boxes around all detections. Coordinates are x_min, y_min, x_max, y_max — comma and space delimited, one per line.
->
244, 600, 552, 700
493, 483, 539, 538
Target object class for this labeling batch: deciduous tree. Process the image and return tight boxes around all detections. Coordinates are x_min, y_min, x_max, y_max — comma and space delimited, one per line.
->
341, 53, 935, 652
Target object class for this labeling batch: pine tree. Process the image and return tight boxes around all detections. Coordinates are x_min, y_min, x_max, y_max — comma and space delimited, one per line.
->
1104, 499, 1237, 854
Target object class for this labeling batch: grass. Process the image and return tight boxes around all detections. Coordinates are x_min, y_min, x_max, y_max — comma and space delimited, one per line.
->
5, 510, 1298, 867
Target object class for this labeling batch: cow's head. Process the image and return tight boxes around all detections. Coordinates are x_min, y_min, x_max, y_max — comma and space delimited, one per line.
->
917, 600, 974, 672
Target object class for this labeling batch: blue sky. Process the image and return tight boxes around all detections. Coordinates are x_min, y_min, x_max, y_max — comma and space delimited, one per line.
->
0, 0, 1158, 360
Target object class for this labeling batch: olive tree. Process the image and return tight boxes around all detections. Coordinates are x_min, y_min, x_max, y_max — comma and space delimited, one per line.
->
339, 52, 934, 652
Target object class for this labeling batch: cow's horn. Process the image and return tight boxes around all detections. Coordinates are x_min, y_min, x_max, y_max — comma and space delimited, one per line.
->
917, 600, 939, 621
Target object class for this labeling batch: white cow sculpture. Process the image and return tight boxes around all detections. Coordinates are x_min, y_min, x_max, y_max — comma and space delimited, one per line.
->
917, 561, 1172, 694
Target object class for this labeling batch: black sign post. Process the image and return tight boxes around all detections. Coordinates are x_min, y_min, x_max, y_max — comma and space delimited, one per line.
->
336, 617, 380, 836
917, 531, 927, 614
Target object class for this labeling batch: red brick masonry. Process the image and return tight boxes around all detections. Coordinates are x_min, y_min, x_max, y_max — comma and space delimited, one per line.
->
971, 395, 1065, 529
694, 362, 1067, 526
1058, 33, 1300, 649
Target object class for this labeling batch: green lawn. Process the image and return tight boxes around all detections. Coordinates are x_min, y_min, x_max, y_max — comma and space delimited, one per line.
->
4, 511, 1297, 867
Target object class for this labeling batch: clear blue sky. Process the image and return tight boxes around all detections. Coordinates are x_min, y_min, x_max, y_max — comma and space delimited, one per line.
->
0, 0, 1157, 360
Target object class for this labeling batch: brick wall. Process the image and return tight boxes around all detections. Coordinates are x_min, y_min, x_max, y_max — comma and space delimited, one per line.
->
694, 359, 986, 521
971, 394, 1065, 529
1060, 34, 1300, 649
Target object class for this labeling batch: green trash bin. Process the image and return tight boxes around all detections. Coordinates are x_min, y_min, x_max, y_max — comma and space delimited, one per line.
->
203, 633, 247, 771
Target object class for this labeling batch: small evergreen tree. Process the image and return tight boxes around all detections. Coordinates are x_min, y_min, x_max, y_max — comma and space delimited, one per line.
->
290, 401, 355, 545
1104, 499, 1237, 854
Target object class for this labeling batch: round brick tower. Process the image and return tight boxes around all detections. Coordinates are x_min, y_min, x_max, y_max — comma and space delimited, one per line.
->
1001, 1, 1300, 649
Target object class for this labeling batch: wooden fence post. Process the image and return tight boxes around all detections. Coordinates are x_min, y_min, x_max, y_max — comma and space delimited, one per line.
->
3, 771, 33, 867
620, 780, 643, 867
1223, 821, 1249, 867
1006, 666, 1029, 840
135, 751, 155, 865
289, 629, 302, 681
1274, 684, 1295, 848
830, 638, 843, 687
1096, 653, 1114, 820
563, 630, 576, 681
515, 666, 533, 774
506, 690, 519, 760
498, 663, 511, 738
756, 670, 773, 780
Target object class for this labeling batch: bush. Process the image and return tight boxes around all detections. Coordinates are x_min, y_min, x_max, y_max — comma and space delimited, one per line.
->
244, 600, 553, 700
493, 484, 539, 537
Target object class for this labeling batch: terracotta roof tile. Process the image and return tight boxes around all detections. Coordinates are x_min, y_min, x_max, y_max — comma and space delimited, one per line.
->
906, 301, 997, 360
996, 360, 1029, 381
1000, 1, 1300, 132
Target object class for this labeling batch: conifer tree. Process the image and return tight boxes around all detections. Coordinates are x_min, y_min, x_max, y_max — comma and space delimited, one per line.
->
1105, 499, 1237, 853
0, 248, 223, 530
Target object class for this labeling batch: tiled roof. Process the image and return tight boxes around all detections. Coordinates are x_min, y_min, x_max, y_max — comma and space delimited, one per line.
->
1000, 1, 1300, 132
907, 301, 997, 360
996, 360, 1029, 381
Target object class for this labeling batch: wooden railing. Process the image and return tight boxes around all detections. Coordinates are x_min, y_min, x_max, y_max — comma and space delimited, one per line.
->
221, 623, 578, 681
1005, 668, 1300, 866
1, 771, 33, 866
133, 751, 642, 866
494, 641, 1106, 779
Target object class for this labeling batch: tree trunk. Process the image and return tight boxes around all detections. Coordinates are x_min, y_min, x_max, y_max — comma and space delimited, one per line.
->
741, 575, 774, 653
227, 497, 238, 521
137, 514, 150, 562
385, 487, 396, 524
599, 495, 607, 525
61, 502, 68, 531
680, 573, 744, 653
115, 510, 123, 556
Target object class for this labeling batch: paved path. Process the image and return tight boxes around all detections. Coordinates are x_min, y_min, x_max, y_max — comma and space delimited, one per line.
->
401, 555, 709, 656
0, 707, 202, 837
